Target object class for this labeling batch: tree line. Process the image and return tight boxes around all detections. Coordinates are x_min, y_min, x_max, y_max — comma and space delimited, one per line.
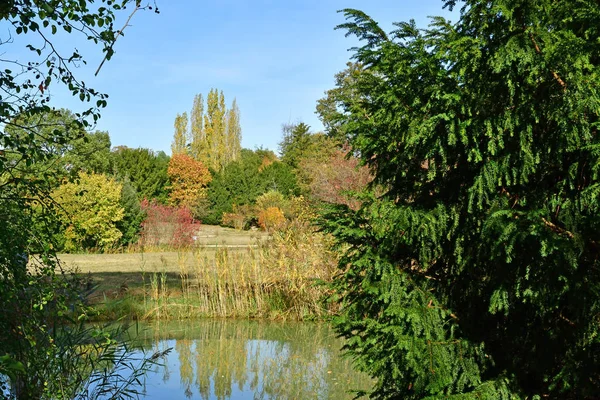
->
2, 101, 370, 252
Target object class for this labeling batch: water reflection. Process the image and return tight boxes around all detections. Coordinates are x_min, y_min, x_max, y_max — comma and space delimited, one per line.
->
133, 320, 371, 399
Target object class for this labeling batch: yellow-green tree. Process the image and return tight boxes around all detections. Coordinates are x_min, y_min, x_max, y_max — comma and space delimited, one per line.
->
172, 112, 188, 155
190, 93, 206, 161
52, 172, 125, 251
174, 90, 241, 171
203, 89, 227, 170
225, 98, 242, 165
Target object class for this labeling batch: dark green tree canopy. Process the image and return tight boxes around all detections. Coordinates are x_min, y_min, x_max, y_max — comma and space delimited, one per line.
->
110, 146, 170, 203
322, 2, 600, 399
202, 149, 299, 225
279, 122, 335, 169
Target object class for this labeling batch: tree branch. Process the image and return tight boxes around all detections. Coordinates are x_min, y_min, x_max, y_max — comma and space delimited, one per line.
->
529, 32, 567, 91
95, 4, 141, 76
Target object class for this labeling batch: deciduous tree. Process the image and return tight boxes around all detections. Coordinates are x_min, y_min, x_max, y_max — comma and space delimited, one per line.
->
172, 112, 189, 155
52, 172, 124, 252
174, 90, 242, 170
167, 153, 212, 209
0, 1, 162, 397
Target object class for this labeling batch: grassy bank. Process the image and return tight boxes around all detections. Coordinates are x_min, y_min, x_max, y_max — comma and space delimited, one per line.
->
63, 223, 338, 321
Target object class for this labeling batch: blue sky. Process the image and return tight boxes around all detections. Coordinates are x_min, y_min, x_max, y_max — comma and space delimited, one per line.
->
7, 1, 456, 155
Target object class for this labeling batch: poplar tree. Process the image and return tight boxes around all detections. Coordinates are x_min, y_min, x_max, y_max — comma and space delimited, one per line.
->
203, 88, 228, 171
190, 93, 206, 161
174, 90, 242, 170
171, 112, 188, 155
321, 2, 600, 399
217, 90, 227, 170
225, 98, 242, 164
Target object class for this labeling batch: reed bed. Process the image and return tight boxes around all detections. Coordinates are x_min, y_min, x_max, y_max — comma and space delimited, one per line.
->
96, 220, 339, 321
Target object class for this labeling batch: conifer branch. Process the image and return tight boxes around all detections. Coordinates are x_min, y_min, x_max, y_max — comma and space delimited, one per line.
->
528, 32, 567, 91
541, 217, 574, 239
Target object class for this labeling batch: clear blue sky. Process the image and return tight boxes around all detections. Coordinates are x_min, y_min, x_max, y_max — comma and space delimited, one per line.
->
8, 1, 456, 155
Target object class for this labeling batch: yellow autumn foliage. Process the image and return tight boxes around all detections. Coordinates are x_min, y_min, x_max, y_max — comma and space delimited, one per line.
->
52, 172, 125, 251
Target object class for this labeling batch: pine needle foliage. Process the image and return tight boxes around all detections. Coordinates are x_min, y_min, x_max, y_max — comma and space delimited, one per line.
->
321, 2, 600, 399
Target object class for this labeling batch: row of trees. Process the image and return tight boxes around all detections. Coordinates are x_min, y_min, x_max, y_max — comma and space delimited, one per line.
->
2, 106, 371, 253
172, 89, 242, 171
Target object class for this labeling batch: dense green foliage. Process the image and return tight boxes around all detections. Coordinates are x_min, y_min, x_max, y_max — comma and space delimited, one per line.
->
117, 179, 146, 247
110, 146, 170, 203
4, 109, 112, 186
321, 2, 600, 399
202, 149, 299, 225
279, 122, 335, 169
0, 1, 164, 397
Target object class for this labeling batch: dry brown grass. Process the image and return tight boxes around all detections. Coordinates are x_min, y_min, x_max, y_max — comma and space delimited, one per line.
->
75, 221, 339, 321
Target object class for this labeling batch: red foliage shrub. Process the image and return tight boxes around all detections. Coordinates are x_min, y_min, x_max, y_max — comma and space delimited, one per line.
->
139, 199, 200, 248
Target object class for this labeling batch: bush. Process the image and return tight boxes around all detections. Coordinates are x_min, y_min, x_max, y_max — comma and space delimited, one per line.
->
139, 200, 200, 249
257, 207, 286, 232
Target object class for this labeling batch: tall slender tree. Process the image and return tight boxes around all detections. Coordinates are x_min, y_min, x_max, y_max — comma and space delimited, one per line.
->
203, 89, 228, 171
190, 93, 206, 161
225, 98, 242, 164
172, 112, 188, 155
174, 90, 242, 171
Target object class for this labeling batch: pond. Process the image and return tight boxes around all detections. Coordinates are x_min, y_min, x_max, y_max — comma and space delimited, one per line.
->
131, 319, 372, 399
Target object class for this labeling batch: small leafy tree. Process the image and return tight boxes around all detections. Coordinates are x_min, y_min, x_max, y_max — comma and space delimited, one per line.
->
52, 172, 124, 252
321, 3, 600, 399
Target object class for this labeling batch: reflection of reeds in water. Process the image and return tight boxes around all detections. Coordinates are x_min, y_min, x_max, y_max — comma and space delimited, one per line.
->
135, 320, 372, 399
141, 221, 339, 320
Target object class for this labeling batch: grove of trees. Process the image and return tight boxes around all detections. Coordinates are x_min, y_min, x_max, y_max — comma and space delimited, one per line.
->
172, 89, 242, 171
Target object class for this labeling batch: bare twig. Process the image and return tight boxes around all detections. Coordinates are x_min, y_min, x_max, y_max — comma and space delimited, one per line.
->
95, 4, 142, 76
541, 217, 574, 239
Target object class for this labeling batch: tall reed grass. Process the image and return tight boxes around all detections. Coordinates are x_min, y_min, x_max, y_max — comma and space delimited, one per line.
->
97, 219, 339, 321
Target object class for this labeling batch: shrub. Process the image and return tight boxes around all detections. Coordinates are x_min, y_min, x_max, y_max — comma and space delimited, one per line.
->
258, 207, 286, 232
139, 200, 200, 248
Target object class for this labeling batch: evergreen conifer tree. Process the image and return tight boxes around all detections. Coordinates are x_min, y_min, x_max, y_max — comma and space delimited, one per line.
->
321, 2, 600, 399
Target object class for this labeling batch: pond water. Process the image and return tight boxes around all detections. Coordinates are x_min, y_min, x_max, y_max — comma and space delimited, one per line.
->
131, 319, 372, 399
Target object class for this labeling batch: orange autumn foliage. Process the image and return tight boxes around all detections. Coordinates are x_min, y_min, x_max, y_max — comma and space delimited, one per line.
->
167, 153, 212, 208
257, 206, 286, 232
